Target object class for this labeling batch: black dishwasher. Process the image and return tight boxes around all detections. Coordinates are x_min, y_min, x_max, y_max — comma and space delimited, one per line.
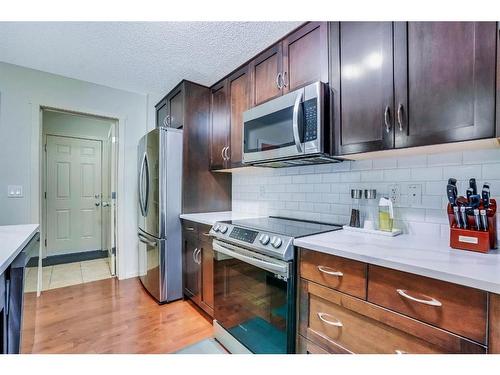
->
5, 232, 39, 354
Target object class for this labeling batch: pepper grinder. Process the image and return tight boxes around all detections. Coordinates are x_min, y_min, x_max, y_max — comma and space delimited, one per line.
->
363, 189, 377, 230
350, 189, 363, 227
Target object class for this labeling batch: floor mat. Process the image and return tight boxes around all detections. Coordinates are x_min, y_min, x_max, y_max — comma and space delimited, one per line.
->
228, 317, 286, 354
174, 338, 228, 354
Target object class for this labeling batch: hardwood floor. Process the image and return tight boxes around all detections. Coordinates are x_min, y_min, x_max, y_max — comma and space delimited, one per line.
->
22, 277, 214, 354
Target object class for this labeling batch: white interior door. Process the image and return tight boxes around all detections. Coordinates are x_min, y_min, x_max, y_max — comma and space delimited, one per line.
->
46, 135, 102, 255
107, 124, 117, 275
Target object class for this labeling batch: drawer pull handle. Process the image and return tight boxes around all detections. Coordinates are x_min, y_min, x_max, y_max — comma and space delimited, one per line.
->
317, 312, 343, 327
396, 289, 442, 307
317, 265, 343, 277
185, 227, 195, 231
395, 350, 408, 354
202, 232, 211, 237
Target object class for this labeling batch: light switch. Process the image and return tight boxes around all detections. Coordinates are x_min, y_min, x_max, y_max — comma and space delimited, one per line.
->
7, 185, 23, 198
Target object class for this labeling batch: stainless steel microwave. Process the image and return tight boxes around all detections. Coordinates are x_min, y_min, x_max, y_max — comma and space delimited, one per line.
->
242, 81, 341, 167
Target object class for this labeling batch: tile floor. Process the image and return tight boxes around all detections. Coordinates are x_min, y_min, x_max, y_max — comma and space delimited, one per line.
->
25, 258, 112, 292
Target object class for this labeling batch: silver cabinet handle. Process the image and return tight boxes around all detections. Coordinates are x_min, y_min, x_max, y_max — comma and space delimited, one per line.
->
184, 227, 195, 231
317, 312, 343, 327
317, 265, 343, 277
292, 90, 304, 153
396, 289, 442, 307
223, 146, 230, 161
221, 147, 225, 161
397, 103, 404, 132
202, 232, 211, 237
384, 106, 391, 133
192, 248, 198, 264
195, 248, 202, 264
282, 71, 288, 88
276, 72, 283, 89
395, 350, 408, 354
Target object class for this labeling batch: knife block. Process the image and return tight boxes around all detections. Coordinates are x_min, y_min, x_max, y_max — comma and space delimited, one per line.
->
447, 199, 497, 253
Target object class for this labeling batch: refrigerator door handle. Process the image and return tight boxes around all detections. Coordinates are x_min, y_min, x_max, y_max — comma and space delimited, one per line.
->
138, 152, 146, 216
138, 232, 157, 247
143, 152, 150, 215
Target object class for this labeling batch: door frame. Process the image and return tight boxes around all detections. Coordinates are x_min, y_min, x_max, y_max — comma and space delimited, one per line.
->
31, 104, 124, 295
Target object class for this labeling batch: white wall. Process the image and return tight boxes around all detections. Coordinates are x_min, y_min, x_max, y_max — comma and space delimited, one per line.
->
0, 62, 148, 279
233, 149, 500, 240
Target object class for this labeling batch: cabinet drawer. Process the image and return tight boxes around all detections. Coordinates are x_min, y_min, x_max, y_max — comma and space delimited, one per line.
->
297, 335, 331, 354
367, 265, 487, 344
299, 280, 486, 354
300, 249, 367, 299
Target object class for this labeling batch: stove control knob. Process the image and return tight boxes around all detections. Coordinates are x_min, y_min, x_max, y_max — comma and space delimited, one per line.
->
259, 234, 270, 245
271, 236, 282, 248
220, 225, 228, 234
213, 224, 220, 232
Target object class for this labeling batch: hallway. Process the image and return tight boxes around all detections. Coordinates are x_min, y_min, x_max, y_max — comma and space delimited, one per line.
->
22, 278, 213, 353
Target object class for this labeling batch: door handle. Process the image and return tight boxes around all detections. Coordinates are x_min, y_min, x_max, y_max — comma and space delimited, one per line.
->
384, 106, 392, 133
192, 248, 199, 264
292, 90, 304, 153
282, 71, 288, 88
102, 202, 110, 207
95, 202, 101, 207
221, 147, 226, 161
276, 72, 283, 89
397, 103, 404, 132
224, 146, 230, 161
138, 152, 146, 216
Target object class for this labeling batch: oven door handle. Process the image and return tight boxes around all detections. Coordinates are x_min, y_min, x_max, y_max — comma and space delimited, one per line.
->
292, 90, 303, 153
212, 241, 288, 275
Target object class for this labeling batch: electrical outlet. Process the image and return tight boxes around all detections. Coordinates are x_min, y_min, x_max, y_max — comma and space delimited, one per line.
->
7, 185, 23, 198
388, 184, 400, 205
408, 184, 422, 206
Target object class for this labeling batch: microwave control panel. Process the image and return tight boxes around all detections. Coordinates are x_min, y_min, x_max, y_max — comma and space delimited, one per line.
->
303, 99, 318, 142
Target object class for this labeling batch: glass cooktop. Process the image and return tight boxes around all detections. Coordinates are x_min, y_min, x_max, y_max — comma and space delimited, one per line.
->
222, 216, 342, 238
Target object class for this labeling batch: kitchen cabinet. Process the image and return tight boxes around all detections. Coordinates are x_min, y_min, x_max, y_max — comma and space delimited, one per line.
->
250, 22, 328, 106
297, 247, 499, 354
209, 80, 230, 170
181, 220, 214, 317
155, 83, 184, 129
228, 66, 252, 168
169, 80, 230, 214
282, 21, 329, 94
331, 22, 395, 155
394, 22, 497, 148
182, 228, 200, 304
332, 21, 497, 156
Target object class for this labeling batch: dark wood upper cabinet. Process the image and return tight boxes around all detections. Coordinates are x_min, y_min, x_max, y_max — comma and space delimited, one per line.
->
155, 99, 168, 128
331, 22, 395, 155
168, 86, 184, 129
282, 21, 329, 94
228, 66, 252, 168
394, 22, 497, 148
250, 43, 283, 106
209, 80, 230, 170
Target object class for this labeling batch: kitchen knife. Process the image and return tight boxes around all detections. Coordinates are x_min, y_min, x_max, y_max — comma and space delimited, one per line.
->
469, 178, 477, 195
466, 188, 473, 203
453, 206, 461, 228
460, 206, 468, 229
469, 194, 481, 209
446, 184, 457, 206
473, 208, 481, 230
482, 184, 490, 209
480, 209, 489, 231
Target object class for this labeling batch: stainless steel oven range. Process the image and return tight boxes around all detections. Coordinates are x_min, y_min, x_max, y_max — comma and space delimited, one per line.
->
209, 217, 342, 354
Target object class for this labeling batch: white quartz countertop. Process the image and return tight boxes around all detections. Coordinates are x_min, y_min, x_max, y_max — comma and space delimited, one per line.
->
180, 211, 264, 226
0, 224, 40, 275
294, 230, 500, 294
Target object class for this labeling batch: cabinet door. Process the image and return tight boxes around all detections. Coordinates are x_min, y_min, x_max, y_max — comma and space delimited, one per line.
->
250, 43, 283, 106
394, 22, 497, 148
332, 22, 395, 155
183, 234, 200, 303
228, 66, 252, 168
168, 86, 184, 129
156, 99, 168, 128
282, 22, 329, 93
201, 239, 214, 310
210, 80, 230, 170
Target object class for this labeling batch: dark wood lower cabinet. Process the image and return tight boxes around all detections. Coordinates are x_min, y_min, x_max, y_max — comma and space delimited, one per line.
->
182, 221, 214, 318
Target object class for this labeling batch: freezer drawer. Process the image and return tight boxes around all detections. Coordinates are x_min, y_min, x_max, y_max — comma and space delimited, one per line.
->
138, 230, 182, 304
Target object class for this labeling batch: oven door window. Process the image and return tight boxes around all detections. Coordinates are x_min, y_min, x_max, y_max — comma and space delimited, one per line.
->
214, 252, 291, 354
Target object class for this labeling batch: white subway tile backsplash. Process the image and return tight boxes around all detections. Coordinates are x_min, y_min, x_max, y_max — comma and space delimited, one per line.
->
233, 149, 500, 238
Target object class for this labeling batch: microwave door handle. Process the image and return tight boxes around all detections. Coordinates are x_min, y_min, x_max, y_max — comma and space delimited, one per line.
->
212, 241, 288, 275
292, 90, 303, 153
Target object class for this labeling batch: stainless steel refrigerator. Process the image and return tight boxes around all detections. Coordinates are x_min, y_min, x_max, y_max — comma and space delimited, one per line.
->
137, 127, 182, 303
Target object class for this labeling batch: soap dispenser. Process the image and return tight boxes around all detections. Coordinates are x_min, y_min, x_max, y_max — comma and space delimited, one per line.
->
378, 197, 394, 232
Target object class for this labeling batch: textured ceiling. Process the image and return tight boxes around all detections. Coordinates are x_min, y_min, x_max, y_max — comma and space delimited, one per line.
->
0, 22, 302, 98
